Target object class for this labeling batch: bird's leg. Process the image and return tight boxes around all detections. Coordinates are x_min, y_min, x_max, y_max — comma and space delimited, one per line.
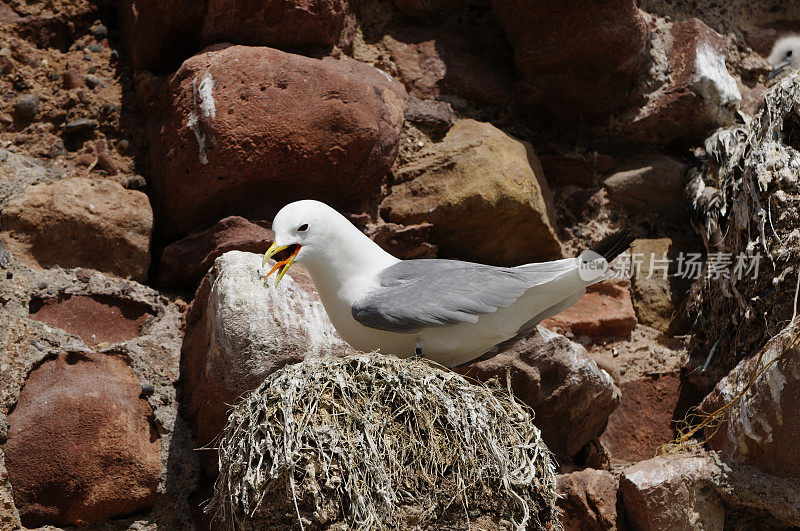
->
411, 337, 424, 361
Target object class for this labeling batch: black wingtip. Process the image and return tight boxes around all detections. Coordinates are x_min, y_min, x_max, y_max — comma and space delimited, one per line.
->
588, 228, 636, 263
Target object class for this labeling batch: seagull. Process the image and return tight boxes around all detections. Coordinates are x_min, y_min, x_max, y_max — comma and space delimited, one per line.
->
768, 35, 800, 79
263, 200, 634, 367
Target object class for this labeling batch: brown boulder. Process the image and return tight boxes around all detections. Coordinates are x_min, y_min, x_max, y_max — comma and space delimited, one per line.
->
621, 18, 741, 144
147, 45, 406, 240
381, 119, 563, 265
628, 238, 679, 332
0, 177, 153, 282
600, 371, 681, 462
557, 469, 621, 530
182, 251, 352, 473
702, 338, 800, 478
158, 215, 273, 291
491, 0, 647, 122
4, 352, 160, 527
458, 326, 620, 459
381, 24, 515, 105
603, 155, 689, 223
542, 279, 637, 338
122, 0, 354, 72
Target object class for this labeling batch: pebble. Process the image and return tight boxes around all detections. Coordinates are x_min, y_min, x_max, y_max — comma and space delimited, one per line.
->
123, 174, 147, 190
88, 43, 104, 53
117, 139, 130, 152
63, 118, 98, 133
90, 24, 109, 39
84, 74, 107, 89
13, 94, 39, 119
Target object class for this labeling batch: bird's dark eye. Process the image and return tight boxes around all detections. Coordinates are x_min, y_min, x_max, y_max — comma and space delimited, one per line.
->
298, 223, 308, 232
788, 50, 794, 57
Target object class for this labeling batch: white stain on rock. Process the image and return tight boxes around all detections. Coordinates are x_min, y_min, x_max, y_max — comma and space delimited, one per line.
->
186, 72, 217, 165
693, 43, 741, 114
203, 251, 350, 386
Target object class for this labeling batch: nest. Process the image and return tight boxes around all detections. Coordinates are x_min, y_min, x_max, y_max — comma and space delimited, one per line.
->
685, 70, 800, 392
208, 353, 560, 530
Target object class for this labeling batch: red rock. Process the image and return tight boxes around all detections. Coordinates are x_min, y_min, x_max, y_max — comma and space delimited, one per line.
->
542, 279, 637, 338
621, 18, 741, 144
457, 326, 620, 459
122, 0, 354, 72
158, 215, 273, 290
600, 371, 681, 462
702, 339, 800, 478
146, 45, 406, 240
28, 294, 152, 347
381, 24, 515, 105
491, 0, 647, 122
557, 469, 621, 530
182, 251, 352, 473
62, 70, 84, 89
4, 352, 161, 527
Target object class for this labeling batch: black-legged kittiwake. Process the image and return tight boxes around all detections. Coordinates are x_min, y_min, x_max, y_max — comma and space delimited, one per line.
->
768, 35, 800, 79
263, 200, 634, 367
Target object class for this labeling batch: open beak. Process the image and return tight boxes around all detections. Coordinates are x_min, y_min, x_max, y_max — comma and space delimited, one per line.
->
769, 61, 790, 80
262, 243, 301, 285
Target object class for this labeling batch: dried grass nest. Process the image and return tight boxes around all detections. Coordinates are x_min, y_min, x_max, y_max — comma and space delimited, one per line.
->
208, 353, 560, 530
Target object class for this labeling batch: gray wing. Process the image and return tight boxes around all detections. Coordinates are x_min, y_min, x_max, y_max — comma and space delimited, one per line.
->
351, 259, 576, 333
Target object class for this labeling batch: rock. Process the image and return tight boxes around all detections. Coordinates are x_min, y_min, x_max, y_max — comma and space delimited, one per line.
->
157, 215, 273, 291
4, 352, 161, 527
62, 70, 84, 89
0, 148, 61, 206
457, 326, 620, 458
147, 46, 405, 240
621, 451, 800, 529
629, 238, 679, 332
491, 0, 647, 122
381, 119, 563, 265
622, 18, 741, 144
702, 338, 800, 478
557, 469, 621, 530
0, 177, 153, 282
29, 294, 152, 348
84, 74, 107, 89
12, 94, 38, 119
392, 0, 457, 17
604, 154, 689, 222
600, 371, 681, 462
63, 118, 97, 133
538, 146, 614, 188
404, 96, 456, 138
122, 0, 354, 72
619, 453, 725, 531
380, 24, 515, 105
181, 251, 352, 473
90, 23, 108, 39
369, 222, 437, 260
542, 279, 637, 338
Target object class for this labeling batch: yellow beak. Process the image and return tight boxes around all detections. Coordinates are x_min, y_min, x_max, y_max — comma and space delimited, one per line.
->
262, 243, 301, 286
262, 242, 287, 267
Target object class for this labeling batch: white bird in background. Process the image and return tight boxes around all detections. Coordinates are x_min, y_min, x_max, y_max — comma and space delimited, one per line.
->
263, 200, 634, 367
768, 35, 800, 79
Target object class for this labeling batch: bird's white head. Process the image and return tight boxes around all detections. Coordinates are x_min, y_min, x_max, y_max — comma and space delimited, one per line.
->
768, 35, 800, 80
262, 199, 396, 285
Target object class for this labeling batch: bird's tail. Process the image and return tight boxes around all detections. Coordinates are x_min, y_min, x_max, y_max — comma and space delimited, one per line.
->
587, 228, 636, 263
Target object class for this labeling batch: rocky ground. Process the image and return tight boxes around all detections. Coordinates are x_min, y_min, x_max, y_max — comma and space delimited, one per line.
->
1, 0, 799, 529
